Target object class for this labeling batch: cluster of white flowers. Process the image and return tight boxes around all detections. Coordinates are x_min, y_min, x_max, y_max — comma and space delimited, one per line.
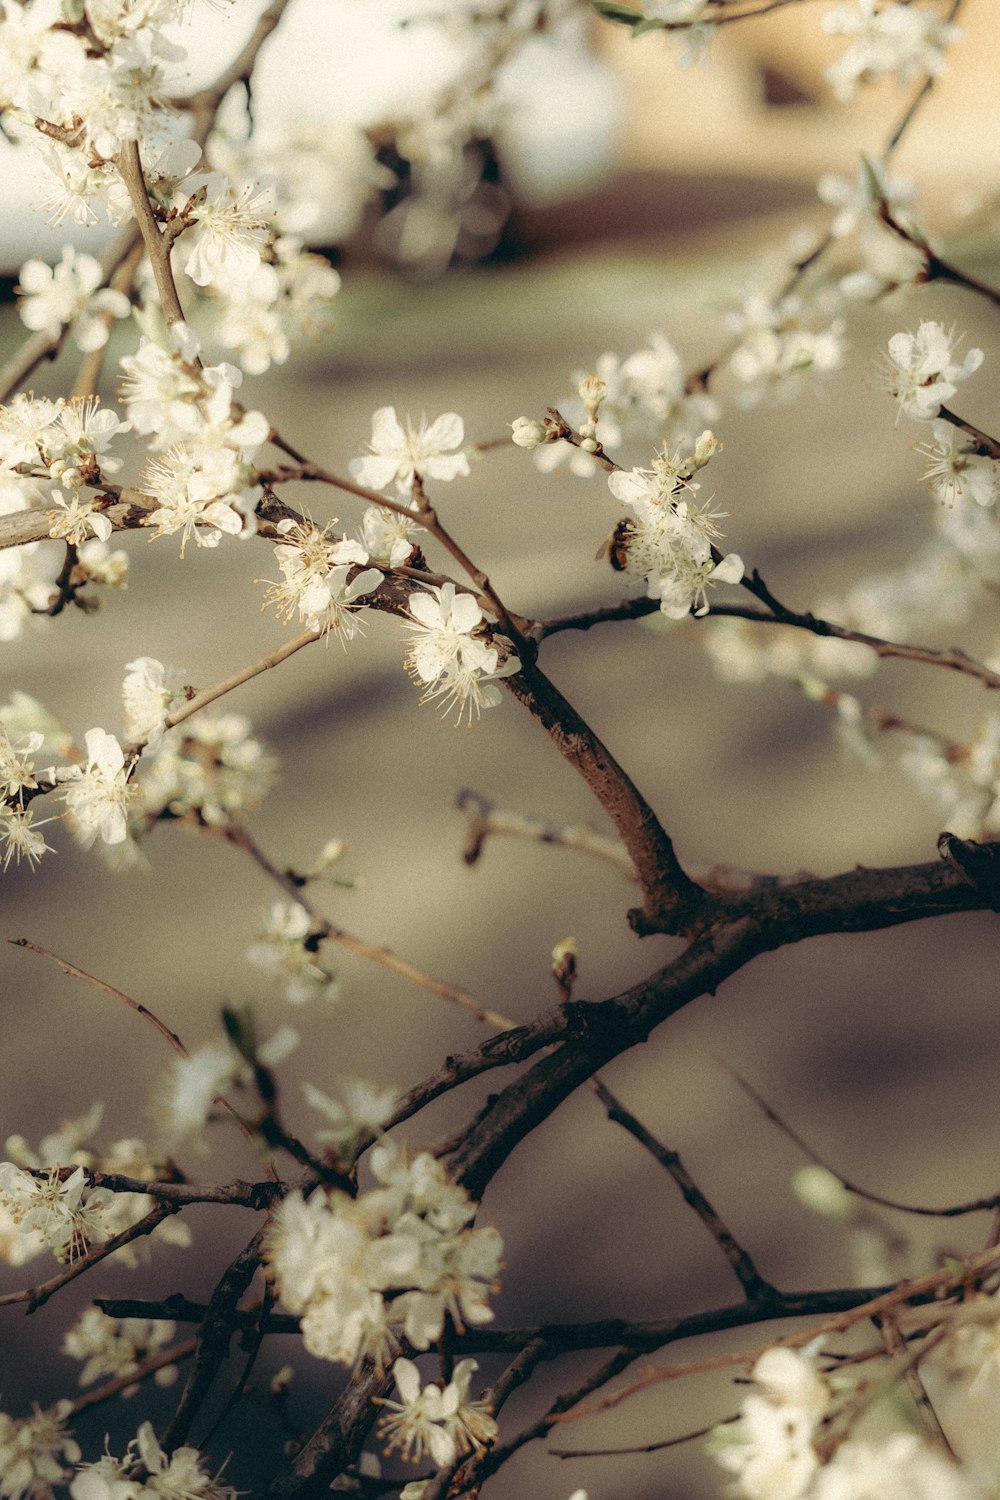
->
0, 1162, 112, 1265
535, 335, 719, 478
0, 1401, 80, 1500
882, 321, 984, 422
606, 433, 743, 617
0, 388, 129, 550
817, 158, 927, 302
212, 235, 341, 377
17, 246, 131, 354
136, 709, 275, 830
711, 1345, 972, 1500
121, 327, 269, 556
70, 1421, 236, 1500
377, 1356, 498, 1468
0, 1104, 190, 1269
821, 1, 962, 102
62, 1307, 177, 1392
246, 900, 336, 1006
0, 721, 53, 872
404, 581, 521, 724
725, 293, 846, 403
265, 1141, 502, 1369
263, 519, 382, 641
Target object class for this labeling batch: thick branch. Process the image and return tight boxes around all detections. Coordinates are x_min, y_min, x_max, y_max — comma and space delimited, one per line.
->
504, 656, 707, 932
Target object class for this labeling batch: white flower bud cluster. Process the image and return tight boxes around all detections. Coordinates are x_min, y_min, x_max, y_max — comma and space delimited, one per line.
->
265, 1142, 503, 1369
535, 334, 719, 478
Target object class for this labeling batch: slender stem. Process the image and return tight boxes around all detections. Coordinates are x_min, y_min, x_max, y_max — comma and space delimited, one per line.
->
115, 139, 187, 327
160, 629, 321, 740
216, 823, 514, 1030
592, 1078, 776, 1300
7, 937, 277, 1177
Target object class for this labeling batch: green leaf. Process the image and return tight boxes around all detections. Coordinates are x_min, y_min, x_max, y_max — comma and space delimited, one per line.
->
591, 0, 643, 26
632, 16, 666, 35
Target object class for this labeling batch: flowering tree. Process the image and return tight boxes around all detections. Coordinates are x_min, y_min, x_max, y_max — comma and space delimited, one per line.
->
1, 1, 1000, 1498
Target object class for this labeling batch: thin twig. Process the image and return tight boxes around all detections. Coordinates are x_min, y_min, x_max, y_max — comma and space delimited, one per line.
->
592, 1078, 776, 1300
7, 937, 277, 1177
0, 1204, 176, 1313
728, 1068, 1000, 1218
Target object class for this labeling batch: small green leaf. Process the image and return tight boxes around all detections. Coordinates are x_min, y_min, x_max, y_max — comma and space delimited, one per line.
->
591, 0, 643, 25
633, 16, 666, 35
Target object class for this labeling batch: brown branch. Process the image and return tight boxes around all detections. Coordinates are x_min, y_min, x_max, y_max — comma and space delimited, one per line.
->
456, 787, 637, 877
503, 656, 708, 933
550, 1415, 735, 1458
80, 1172, 285, 1210
214, 823, 514, 1030
160, 1224, 268, 1450
114, 139, 186, 328
936, 406, 1000, 461
591, 1078, 776, 1301
446, 853, 1000, 1198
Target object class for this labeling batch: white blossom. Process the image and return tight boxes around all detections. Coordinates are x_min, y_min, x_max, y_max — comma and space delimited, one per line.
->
70, 1422, 235, 1500
183, 175, 273, 292
919, 419, 1000, 508
246, 900, 336, 1005
16, 249, 130, 354
121, 657, 184, 747
822, 0, 961, 102
303, 1077, 397, 1158
883, 322, 983, 421
351, 408, 470, 495
404, 582, 519, 724
0, 1403, 80, 1500
60, 727, 134, 847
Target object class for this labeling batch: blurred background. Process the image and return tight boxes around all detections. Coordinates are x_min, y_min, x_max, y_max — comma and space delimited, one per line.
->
2, 1, 999, 1495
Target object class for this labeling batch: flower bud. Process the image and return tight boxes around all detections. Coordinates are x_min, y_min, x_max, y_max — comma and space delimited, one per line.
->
510, 417, 547, 450
578, 374, 607, 419
692, 430, 720, 468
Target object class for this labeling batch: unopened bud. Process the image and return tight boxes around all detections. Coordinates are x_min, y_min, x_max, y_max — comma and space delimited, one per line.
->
271, 1365, 295, 1395
578, 374, 608, 419
792, 1165, 852, 1222
579, 437, 599, 454
692, 430, 720, 468
511, 417, 548, 450
552, 937, 578, 998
